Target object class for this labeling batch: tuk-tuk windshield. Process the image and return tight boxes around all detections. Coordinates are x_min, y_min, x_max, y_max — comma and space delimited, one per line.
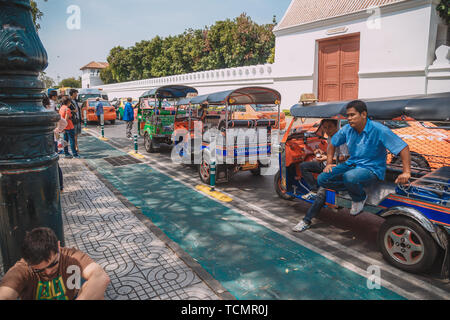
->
141, 99, 171, 109
288, 118, 321, 136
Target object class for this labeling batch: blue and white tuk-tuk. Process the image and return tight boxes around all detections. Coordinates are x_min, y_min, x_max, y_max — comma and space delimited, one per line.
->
173, 87, 281, 184
275, 92, 450, 275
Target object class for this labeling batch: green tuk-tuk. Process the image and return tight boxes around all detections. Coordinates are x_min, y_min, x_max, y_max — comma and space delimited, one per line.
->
137, 85, 198, 153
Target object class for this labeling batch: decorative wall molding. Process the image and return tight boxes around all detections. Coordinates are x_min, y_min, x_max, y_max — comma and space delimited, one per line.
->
94, 64, 275, 93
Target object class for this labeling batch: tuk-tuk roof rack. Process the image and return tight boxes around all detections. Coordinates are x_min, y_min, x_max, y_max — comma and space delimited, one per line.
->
290, 92, 450, 121
140, 85, 198, 100
206, 87, 281, 105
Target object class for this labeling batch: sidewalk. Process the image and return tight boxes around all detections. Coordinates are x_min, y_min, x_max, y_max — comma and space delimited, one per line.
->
59, 157, 231, 300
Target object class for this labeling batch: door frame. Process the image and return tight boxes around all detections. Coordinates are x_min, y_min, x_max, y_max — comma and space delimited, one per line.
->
317, 32, 360, 102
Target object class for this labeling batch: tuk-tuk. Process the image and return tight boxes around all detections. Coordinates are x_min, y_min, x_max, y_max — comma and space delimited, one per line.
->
171, 94, 209, 164
197, 87, 281, 184
275, 92, 450, 275
137, 85, 198, 153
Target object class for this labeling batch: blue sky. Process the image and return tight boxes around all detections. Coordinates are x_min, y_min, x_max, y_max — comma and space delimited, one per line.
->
36, 0, 292, 83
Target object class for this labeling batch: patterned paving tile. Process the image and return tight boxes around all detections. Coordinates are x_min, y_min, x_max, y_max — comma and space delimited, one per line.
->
59, 158, 220, 300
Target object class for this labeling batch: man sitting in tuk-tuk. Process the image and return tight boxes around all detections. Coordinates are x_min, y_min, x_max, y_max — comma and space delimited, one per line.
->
321, 100, 411, 214
293, 100, 411, 232
297, 119, 349, 201
293, 119, 348, 232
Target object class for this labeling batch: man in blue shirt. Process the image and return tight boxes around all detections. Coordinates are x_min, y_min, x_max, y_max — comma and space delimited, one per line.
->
95, 98, 104, 121
123, 97, 135, 139
318, 100, 411, 216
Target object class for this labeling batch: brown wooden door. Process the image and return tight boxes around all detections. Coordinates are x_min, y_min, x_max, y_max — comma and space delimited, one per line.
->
318, 35, 360, 102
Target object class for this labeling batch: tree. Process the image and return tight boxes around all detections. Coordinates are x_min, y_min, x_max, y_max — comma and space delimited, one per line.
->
59, 77, 81, 88
31, 0, 47, 31
103, 13, 277, 82
38, 72, 55, 89
437, 0, 450, 24
100, 67, 117, 84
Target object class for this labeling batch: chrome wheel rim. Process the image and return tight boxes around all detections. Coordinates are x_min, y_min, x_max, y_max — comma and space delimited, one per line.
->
200, 161, 210, 181
384, 226, 425, 266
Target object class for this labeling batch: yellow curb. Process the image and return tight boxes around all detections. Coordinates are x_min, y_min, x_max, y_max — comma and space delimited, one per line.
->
98, 137, 109, 141
195, 185, 233, 202
128, 151, 145, 159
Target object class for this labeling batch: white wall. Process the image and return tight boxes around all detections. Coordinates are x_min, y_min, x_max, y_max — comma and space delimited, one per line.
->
82, 69, 105, 88
273, 1, 438, 102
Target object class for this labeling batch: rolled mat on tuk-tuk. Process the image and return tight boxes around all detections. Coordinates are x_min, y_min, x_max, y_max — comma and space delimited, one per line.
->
279, 92, 450, 276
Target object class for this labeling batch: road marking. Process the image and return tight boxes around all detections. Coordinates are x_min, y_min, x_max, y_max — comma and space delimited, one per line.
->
82, 128, 450, 300
195, 185, 233, 202
128, 151, 145, 159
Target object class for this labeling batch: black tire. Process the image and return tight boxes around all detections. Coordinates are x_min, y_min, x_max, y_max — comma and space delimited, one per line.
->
110, 120, 115, 125
250, 167, 261, 176
274, 170, 294, 201
377, 216, 439, 273
144, 133, 158, 153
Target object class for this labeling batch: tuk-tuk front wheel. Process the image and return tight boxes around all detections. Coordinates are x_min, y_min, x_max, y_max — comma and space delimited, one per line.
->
144, 133, 158, 153
377, 216, 439, 273
274, 170, 294, 201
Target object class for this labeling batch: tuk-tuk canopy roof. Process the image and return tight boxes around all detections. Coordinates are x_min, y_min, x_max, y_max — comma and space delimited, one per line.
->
206, 87, 281, 105
175, 97, 192, 106
140, 85, 198, 99
189, 94, 210, 105
290, 92, 450, 121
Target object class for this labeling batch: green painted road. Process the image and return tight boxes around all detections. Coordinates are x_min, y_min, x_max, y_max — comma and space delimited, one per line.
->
79, 135, 405, 300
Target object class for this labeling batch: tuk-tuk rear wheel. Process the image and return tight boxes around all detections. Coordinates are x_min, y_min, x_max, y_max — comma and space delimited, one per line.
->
377, 216, 439, 273
274, 170, 294, 201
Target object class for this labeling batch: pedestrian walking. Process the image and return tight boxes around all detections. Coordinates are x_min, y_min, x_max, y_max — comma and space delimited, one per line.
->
54, 115, 67, 191
123, 97, 135, 139
48, 91, 58, 111
69, 89, 82, 153
95, 97, 104, 120
0, 227, 110, 300
59, 97, 79, 158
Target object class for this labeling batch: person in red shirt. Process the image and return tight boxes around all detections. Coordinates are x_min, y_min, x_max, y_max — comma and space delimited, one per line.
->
59, 97, 79, 158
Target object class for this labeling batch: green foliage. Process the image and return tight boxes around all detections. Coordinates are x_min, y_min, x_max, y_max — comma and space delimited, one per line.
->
437, 0, 450, 24
102, 13, 276, 84
30, 0, 47, 31
59, 77, 81, 88
38, 72, 55, 89
283, 110, 291, 117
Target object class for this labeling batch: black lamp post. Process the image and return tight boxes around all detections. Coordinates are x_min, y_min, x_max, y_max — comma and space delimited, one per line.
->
0, 0, 64, 273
